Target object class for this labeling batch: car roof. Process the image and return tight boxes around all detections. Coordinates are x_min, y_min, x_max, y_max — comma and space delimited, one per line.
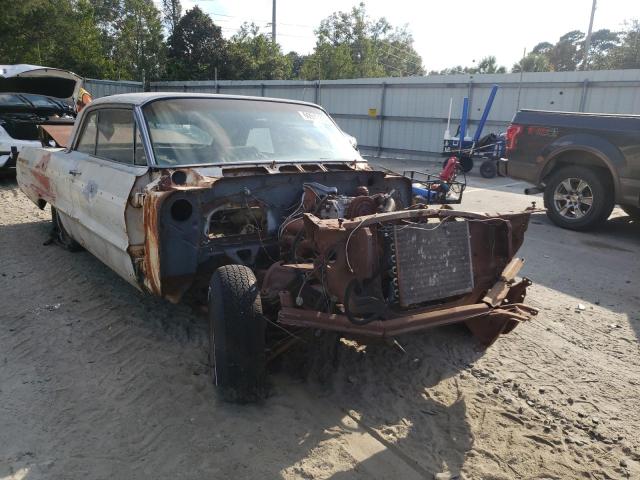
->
90, 92, 322, 109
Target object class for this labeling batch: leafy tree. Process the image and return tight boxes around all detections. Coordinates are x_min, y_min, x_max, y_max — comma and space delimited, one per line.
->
162, 0, 182, 37
87, 0, 165, 80
0, 0, 113, 78
432, 65, 467, 75
608, 20, 640, 69
585, 29, 621, 69
532, 42, 554, 55
300, 3, 424, 79
433, 56, 506, 75
512, 53, 552, 72
286, 51, 307, 78
548, 30, 584, 71
111, 0, 165, 81
166, 6, 226, 80
474, 56, 506, 74
226, 23, 292, 80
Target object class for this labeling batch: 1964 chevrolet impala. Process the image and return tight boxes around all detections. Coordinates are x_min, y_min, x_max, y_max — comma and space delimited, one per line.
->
17, 93, 537, 402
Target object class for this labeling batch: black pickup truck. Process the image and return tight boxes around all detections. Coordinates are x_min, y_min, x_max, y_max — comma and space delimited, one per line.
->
499, 110, 640, 230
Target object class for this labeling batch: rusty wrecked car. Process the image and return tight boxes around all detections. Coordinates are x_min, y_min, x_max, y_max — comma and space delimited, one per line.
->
17, 93, 537, 402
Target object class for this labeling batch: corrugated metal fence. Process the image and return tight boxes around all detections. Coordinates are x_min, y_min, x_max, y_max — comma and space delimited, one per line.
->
85, 78, 143, 98
87, 70, 640, 159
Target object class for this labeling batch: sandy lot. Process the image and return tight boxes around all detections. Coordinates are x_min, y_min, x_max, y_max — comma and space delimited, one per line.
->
1, 161, 639, 480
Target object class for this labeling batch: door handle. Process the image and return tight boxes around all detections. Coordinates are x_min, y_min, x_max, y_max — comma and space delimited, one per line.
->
69, 169, 81, 176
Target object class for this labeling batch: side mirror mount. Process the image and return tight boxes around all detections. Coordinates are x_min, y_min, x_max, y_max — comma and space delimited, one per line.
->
345, 133, 358, 150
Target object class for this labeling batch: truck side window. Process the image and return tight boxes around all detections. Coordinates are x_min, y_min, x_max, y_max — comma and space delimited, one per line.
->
96, 109, 134, 164
76, 111, 98, 155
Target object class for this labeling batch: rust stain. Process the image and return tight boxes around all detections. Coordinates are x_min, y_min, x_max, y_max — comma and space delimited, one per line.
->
142, 190, 171, 296
31, 152, 54, 202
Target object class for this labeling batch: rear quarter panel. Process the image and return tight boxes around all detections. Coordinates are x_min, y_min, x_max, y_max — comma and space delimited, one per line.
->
16, 147, 76, 215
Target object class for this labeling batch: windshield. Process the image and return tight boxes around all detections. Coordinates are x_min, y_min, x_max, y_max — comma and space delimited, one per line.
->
142, 98, 359, 166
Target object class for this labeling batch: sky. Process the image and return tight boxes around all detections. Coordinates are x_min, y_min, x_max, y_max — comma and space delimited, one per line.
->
166, 0, 637, 72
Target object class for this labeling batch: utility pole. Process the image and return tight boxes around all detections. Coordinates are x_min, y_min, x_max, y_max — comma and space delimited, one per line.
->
271, 0, 276, 45
583, 0, 597, 70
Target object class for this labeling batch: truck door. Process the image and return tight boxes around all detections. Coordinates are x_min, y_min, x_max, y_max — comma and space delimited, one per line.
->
66, 106, 149, 287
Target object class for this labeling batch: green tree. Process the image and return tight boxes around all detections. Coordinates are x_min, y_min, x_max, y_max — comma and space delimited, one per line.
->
286, 51, 307, 79
0, 0, 114, 78
474, 56, 506, 74
226, 23, 292, 80
584, 29, 621, 69
606, 21, 639, 69
300, 3, 424, 79
512, 53, 552, 72
433, 56, 506, 75
166, 6, 226, 80
548, 30, 584, 71
532, 42, 553, 55
112, 0, 165, 81
162, 0, 182, 37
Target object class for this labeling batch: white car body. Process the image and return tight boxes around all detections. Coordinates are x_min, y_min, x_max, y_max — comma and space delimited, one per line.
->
16, 92, 372, 297
0, 64, 82, 169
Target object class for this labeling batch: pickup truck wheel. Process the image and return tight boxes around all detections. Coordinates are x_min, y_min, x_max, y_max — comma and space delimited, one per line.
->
209, 264, 266, 403
621, 205, 640, 220
543, 166, 614, 231
51, 207, 82, 252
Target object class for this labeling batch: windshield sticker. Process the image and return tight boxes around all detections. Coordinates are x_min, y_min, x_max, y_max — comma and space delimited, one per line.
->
298, 110, 325, 122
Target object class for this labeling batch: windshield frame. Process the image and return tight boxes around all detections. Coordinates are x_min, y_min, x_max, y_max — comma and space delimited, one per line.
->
136, 96, 364, 168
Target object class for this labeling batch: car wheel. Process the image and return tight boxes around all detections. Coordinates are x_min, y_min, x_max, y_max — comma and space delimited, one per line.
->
51, 207, 82, 251
209, 264, 266, 403
621, 205, 640, 220
479, 159, 497, 178
543, 166, 614, 231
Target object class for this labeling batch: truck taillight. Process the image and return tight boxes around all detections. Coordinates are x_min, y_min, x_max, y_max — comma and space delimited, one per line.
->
506, 124, 523, 153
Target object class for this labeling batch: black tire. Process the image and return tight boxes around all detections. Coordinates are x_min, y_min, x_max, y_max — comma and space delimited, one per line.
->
621, 205, 640, 220
209, 264, 266, 403
543, 166, 614, 231
51, 207, 82, 251
479, 159, 497, 178
459, 155, 473, 173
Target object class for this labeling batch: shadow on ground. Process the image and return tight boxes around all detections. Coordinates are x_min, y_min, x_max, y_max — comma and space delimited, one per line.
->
0, 202, 487, 479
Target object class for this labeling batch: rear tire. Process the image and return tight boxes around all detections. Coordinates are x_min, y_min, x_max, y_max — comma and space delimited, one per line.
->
209, 264, 266, 403
479, 159, 497, 178
621, 205, 640, 220
51, 207, 82, 251
543, 166, 614, 231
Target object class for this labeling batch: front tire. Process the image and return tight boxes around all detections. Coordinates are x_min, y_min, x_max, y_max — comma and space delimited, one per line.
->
209, 264, 266, 403
543, 166, 614, 231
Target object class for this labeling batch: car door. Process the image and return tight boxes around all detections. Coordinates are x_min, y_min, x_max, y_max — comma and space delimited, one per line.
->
67, 106, 149, 287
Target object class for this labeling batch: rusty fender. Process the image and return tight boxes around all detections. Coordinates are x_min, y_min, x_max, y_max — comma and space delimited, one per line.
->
140, 169, 217, 299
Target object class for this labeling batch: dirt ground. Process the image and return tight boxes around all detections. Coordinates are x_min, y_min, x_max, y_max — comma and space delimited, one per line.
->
1, 160, 639, 480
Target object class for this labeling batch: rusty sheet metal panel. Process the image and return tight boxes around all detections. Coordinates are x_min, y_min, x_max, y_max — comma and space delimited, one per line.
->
41, 124, 73, 147
393, 221, 473, 307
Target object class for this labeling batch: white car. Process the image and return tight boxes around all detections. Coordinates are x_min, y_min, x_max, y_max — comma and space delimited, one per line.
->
17, 92, 537, 403
0, 64, 81, 172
